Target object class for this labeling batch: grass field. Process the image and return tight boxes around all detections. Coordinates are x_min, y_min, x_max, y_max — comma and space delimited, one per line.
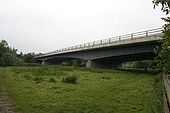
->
0, 66, 163, 113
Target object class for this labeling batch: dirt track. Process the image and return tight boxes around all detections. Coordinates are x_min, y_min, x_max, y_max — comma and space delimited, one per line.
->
0, 76, 15, 113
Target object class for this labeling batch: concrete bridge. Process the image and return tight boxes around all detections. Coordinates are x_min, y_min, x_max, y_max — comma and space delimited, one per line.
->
35, 28, 162, 68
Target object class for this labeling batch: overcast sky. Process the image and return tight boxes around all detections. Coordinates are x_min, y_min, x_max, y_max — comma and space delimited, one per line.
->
0, 0, 165, 53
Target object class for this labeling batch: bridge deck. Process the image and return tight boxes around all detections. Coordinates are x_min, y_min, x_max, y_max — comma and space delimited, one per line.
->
35, 28, 162, 58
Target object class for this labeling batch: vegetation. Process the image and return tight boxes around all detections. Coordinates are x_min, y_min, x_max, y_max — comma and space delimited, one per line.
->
0, 66, 163, 113
0, 52, 24, 66
62, 75, 78, 84
153, 0, 170, 14
124, 60, 154, 70
0, 2, 167, 113
0, 40, 37, 66
153, 0, 170, 74
62, 59, 86, 67
49, 77, 57, 83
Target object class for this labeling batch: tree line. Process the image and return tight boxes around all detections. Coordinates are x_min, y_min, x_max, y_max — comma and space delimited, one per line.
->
0, 40, 36, 66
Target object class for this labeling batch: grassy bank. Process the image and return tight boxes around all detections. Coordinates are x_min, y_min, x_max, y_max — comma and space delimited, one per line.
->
0, 66, 163, 113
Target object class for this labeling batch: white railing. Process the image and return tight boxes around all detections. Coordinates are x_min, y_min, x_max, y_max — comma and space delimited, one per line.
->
36, 28, 162, 58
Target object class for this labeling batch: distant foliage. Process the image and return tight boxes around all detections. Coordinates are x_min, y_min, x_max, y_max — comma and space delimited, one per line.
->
0, 40, 10, 57
62, 59, 86, 67
124, 60, 154, 69
62, 75, 78, 84
0, 52, 24, 66
23, 53, 35, 63
0, 40, 37, 66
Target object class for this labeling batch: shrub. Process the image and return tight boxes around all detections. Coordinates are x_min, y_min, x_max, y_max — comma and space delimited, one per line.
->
33, 76, 43, 83
0, 52, 24, 66
100, 76, 111, 80
49, 78, 56, 83
62, 75, 78, 84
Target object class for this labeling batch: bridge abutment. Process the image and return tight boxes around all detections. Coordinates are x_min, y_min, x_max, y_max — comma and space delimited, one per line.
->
86, 60, 95, 68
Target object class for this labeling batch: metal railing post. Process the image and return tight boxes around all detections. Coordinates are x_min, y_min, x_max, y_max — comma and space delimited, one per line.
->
131, 33, 133, 39
119, 36, 121, 41
146, 31, 148, 37
93, 41, 95, 46
109, 38, 111, 43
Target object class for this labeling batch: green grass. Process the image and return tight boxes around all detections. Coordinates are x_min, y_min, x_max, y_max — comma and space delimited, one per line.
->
0, 66, 163, 113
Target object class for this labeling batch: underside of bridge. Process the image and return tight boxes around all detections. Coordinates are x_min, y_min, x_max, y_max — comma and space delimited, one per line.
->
36, 40, 159, 69
40, 51, 155, 69
44, 58, 76, 65
86, 52, 155, 68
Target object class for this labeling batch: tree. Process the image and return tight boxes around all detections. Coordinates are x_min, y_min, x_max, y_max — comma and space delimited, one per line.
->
153, 0, 170, 14
17, 52, 24, 59
0, 40, 9, 57
153, 0, 170, 74
0, 40, 38, 66
0, 52, 24, 66
23, 53, 35, 63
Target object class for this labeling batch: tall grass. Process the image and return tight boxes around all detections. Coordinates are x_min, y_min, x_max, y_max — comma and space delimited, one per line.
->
0, 66, 163, 113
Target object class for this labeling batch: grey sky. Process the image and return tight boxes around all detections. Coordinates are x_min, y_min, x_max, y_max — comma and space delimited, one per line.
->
0, 0, 165, 53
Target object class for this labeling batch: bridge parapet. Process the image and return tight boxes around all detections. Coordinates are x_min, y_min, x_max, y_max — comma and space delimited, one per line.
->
35, 28, 162, 58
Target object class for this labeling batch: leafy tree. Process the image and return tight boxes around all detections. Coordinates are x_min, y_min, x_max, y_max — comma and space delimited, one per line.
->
8, 47, 18, 55
0, 40, 9, 57
17, 52, 24, 59
0, 40, 36, 66
153, 0, 170, 73
154, 20, 170, 73
0, 52, 24, 66
153, 0, 170, 14
23, 53, 35, 63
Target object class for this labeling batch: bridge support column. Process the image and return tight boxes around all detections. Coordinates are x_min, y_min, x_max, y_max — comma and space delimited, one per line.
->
86, 60, 95, 68
42, 60, 47, 65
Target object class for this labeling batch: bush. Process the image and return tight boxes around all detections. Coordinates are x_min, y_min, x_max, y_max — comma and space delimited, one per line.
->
49, 78, 56, 83
62, 75, 78, 84
100, 76, 111, 80
33, 76, 43, 83
0, 52, 24, 66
